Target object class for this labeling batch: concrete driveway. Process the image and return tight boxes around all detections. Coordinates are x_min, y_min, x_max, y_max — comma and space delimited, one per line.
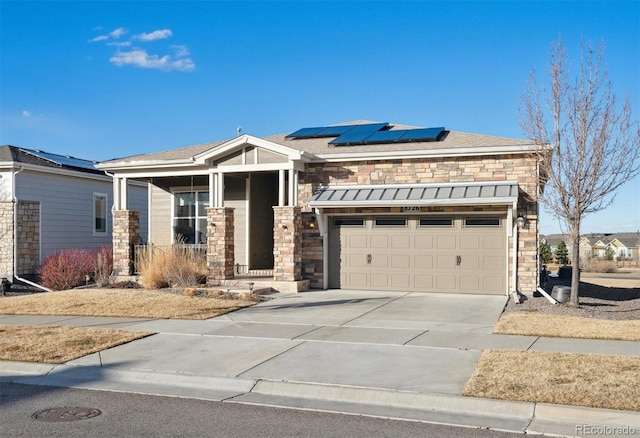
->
57, 290, 523, 397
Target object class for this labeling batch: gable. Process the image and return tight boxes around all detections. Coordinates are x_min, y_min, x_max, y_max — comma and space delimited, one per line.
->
214, 145, 289, 167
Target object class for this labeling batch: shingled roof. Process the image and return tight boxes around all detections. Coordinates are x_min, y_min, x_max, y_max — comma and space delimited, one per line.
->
99, 121, 536, 166
0, 145, 102, 174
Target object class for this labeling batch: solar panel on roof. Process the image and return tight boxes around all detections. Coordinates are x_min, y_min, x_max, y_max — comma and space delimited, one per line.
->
315, 125, 356, 137
363, 129, 409, 144
25, 149, 98, 171
285, 127, 326, 138
346, 122, 389, 133
328, 131, 374, 145
398, 127, 444, 142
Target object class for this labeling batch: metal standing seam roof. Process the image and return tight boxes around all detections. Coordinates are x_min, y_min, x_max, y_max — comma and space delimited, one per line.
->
309, 181, 519, 207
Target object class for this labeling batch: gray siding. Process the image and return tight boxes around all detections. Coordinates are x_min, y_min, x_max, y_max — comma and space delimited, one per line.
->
150, 184, 172, 245
15, 169, 148, 260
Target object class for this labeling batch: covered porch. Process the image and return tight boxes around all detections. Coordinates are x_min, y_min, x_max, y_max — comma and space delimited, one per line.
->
104, 135, 312, 292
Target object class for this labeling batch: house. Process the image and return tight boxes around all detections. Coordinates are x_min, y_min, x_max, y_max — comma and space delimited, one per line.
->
540, 234, 572, 262
97, 121, 540, 296
606, 233, 640, 260
0, 145, 148, 284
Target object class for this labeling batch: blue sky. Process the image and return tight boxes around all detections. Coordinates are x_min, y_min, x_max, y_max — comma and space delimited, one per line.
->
1, 0, 638, 235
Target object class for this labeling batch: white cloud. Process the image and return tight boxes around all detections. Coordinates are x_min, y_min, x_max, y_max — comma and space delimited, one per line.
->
107, 41, 131, 47
110, 48, 195, 72
22, 110, 31, 118
90, 35, 109, 43
134, 29, 172, 41
171, 45, 190, 57
109, 27, 127, 39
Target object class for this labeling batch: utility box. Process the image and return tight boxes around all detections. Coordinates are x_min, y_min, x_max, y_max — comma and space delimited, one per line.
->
551, 285, 571, 303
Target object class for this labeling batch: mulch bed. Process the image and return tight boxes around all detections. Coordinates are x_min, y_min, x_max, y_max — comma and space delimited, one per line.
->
504, 276, 640, 321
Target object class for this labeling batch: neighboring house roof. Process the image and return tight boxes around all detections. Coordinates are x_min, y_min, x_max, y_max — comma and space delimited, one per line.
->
98, 120, 537, 168
0, 145, 103, 175
540, 234, 570, 247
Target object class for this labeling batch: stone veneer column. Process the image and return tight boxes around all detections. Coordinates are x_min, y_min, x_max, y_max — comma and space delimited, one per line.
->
0, 201, 15, 279
207, 207, 235, 283
16, 201, 40, 275
273, 206, 302, 281
517, 215, 538, 294
112, 210, 139, 276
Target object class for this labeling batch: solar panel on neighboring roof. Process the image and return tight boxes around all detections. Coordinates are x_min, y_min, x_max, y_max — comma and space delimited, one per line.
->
23, 149, 99, 171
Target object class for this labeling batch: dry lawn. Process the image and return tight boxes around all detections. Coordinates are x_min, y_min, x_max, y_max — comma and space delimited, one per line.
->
464, 349, 640, 411
494, 312, 640, 341
0, 325, 152, 364
0, 289, 256, 320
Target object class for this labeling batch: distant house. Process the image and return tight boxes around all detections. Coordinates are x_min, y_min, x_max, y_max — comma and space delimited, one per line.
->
574, 233, 640, 263
605, 233, 640, 260
0, 145, 148, 284
99, 120, 541, 296
540, 234, 572, 262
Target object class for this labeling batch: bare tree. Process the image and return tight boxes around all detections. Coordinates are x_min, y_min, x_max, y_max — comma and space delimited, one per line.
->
520, 38, 640, 306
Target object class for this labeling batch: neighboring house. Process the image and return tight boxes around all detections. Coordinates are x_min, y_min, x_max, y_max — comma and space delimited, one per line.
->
577, 233, 640, 263
540, 234, 572, 262
0, 145, 148, 283
98, 120, 540, 296
606, 233, 640, 260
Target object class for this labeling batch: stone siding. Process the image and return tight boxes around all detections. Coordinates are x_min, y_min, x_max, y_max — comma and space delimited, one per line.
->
113, 210, 140, 276
273, 206, 302, 281
16, 201, 40, 275
298, 154, 539, 293
207, 207, 235, 282
0, 201, 14, 278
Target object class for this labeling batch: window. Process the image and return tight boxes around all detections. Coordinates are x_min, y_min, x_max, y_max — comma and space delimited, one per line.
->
333, 218, 364, 227
93, 193, 107, 234
374, 218, 407, 227
173, 191, 209, 244
419, 217, 453, 227
464, 217, 501, 227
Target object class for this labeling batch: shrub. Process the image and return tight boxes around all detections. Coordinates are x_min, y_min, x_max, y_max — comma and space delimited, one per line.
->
93, 246, 113, 287
583, 260, 617, 273
135, 245, 207, 289
38, 249, 96, 291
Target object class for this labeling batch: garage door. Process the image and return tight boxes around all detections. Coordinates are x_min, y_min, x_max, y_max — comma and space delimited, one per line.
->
328, 216, 506, 294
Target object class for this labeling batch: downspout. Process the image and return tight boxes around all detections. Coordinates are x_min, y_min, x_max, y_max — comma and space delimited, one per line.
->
313, 207, 328, 290
511, 203, 520, 304
12, 166, 51, 291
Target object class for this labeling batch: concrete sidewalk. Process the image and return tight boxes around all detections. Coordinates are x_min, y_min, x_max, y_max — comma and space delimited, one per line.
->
1, 290, 639, 437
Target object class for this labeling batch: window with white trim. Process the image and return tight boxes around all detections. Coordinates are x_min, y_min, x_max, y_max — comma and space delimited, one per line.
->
173, 191, 209, 244
93, 193, 107, 234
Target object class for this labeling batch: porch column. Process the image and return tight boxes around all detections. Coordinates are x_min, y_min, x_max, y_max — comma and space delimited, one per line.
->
206, 207, 234, 283
120, 177, 128, 210
273, 206, 302, 281
288, 169, 298, 206
112, 210, 139, 276
278, 169, 285, 206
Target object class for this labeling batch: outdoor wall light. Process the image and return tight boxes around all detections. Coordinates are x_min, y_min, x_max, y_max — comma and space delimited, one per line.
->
282, 224, 288, 230
516, 215, 526, 229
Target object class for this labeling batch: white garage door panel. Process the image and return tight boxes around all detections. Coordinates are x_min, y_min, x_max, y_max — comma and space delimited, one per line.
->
331, 216, 506, 294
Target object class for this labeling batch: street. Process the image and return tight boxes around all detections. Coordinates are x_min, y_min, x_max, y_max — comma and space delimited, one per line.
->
1, 383, 525, 438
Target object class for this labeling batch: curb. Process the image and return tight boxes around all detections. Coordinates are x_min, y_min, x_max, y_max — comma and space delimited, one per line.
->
2, 361, 638, 437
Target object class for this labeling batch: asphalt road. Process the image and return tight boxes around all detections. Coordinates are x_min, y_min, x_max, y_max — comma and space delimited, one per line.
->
0, 383, 525, 438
